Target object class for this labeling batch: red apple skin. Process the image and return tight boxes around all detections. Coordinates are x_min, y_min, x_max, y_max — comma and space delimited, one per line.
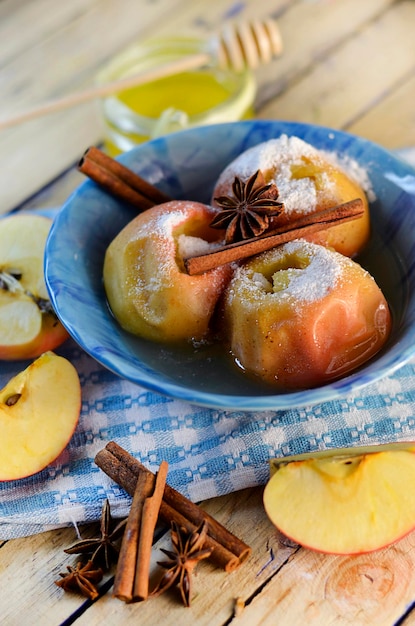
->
223, 241, 391, 388
277, 522, 415, 557
0, 314, 69, 361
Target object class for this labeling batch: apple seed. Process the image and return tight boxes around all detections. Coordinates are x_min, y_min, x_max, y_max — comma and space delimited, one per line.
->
5, 393, 22, 406
0, 270, 56, 317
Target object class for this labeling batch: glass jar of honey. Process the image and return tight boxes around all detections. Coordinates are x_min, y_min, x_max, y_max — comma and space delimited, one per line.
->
97, 37, 256, 155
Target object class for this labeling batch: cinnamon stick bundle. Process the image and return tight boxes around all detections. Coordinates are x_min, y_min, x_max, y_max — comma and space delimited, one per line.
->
95, 442, 251, 572
184, 198, 364, 275
78, 146, 171, 210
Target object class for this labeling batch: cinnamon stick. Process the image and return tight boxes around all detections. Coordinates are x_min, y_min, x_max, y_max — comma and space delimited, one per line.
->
78, 146, 171, 210
184, 198, 364, 275
113, 461, 168, 602
113, 472, 154, 602
95, 442, 251, 572
134, 461, 168, 601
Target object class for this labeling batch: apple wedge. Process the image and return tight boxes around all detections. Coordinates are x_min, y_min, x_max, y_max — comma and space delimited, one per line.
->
0, 351, 81, 481
0, 213, 69, 360
263, 444, 415, 555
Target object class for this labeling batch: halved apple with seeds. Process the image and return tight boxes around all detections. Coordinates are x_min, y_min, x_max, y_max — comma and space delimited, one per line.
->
263, 444, 415, 554
0, 351, 81, 481
0, 213, 69, 360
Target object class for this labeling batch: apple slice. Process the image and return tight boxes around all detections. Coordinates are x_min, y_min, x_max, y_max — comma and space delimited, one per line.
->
0, 213, 69, 360
263, 445, 415, 554
0, 351, 81, 481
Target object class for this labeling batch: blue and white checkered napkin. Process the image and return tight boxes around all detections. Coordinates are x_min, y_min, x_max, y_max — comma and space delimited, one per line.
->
2, 337, 415, 540
2, 147, 415, 541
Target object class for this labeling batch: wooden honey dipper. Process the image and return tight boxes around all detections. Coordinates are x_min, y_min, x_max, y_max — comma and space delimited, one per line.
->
0, 18, 282, 131
213, 17, 283, 71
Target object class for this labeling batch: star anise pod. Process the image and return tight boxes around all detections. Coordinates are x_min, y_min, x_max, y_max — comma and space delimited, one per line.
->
211, 170, 284, 244
150, 521, 212, 607
55, 559, 103, 601
64, 499, 126, 570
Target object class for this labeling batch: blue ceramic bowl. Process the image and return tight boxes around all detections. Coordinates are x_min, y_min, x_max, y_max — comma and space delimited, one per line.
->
45, 120, 415, 410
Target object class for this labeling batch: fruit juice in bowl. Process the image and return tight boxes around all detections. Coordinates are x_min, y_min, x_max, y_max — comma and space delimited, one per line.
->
97, 37, 256, 155
45, 121, 415, 411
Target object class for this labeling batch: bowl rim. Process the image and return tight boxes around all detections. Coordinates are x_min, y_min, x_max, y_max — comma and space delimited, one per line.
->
45, 119, 415, 411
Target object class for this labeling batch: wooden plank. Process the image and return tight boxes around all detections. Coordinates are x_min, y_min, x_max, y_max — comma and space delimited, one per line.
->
0, 0, 190, 214
348, 73, 415, 150
260, 0, 415, 144
0, 0, 289, 116
0, 0, 398, 214
0, 0, 100, 67
0, 104, 100, 213
17, 167, 86, 212
403, 608, 415, 625
0, 524, 107, 625
255, 0, 395, 108
0, 488, 294, 625
2, 3, 415, 626
228, 532, 415, 626
0, 0, 188, 114
8, 484, 414, 626
72, 487, 298, 626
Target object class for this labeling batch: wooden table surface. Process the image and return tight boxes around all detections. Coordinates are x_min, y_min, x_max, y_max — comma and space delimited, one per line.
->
1, 1, 415, 624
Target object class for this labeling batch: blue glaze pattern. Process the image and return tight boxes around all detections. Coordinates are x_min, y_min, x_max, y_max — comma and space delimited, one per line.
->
45, 120, 415, 410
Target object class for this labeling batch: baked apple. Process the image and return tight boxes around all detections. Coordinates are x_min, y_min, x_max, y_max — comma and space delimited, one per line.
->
0, 213, 69, 360
212, 134, 371, 257
103, 200, 232, 343
223, 239, 391, 388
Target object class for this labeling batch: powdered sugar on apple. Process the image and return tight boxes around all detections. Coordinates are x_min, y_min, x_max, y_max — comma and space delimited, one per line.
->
229, 239, 356, 305
127, 204, 224, 299
214, 135, 375, 214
